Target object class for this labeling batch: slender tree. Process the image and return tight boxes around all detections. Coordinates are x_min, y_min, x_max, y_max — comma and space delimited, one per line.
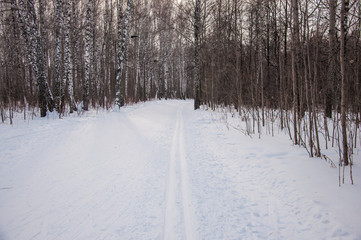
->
54, 0, 63, 112
194, 0, 201, 110
291, 0, 300, 144
340, 0, 349, 165
83, 0, 92, 110
64, 0, 76, 112
115, 0, 133, 107
326, 0, 338, 119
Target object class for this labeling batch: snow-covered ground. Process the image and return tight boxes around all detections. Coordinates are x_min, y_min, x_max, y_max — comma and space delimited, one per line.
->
0, 100, 360, 240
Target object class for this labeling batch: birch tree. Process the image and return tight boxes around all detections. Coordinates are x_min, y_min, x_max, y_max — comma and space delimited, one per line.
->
64, 0, 76, 112
340, 0, 349, 166
18, 0, 54, 117
327, 0, 337, 118
83, 0, 92, 110
115, 0, 133, 108
54, 0, 63, 112
38, 0, 48, 93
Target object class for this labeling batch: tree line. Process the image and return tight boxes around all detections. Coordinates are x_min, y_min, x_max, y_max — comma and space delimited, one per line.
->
192, 0, 360, 171
0, 0, 192, 117
1, 0, 360, 171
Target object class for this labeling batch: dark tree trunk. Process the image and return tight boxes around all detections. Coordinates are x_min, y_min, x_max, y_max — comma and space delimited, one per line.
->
327, 0, 337, 118
340, 0, 349, 166
194, 0, 201, 110
291, 0, 299, 144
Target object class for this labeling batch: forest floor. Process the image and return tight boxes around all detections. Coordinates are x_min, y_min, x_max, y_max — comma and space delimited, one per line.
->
0, 100, 360, 240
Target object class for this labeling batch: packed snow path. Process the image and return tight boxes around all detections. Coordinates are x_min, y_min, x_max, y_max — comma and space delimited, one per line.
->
0, 100, 360, 240
164, 105, 197, 240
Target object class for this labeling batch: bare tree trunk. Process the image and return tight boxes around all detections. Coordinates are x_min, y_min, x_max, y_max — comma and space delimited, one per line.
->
83, 0, 92, 110
115, 0, 132, 107
194, 0, 201, 110
327, 0, 337, 118
91, 0, 98, 108
64, 0, 76, 113
303, 0, 313, 157
18, 0, 54, 117
235, 0, 242, 113
291, 0, 299, 144
70, 0, 80, 105
260, 48, 265, 127
313, 38, 321, 157
134, 23, 142, 102
340, 0, 349, 165
115, 0, 124, 107
54, 0, 63, 113
279, 0, 288, 130
38, 0, 48, 102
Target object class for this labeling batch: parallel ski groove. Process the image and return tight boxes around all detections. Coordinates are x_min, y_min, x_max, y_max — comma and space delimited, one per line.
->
164, 106, 198, 240
163, 108, 180, 240
179, 106, 198, 240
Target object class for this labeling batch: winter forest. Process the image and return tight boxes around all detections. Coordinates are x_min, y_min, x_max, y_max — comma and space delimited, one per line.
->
1, 0, 361, 168
1, 0, 361, 239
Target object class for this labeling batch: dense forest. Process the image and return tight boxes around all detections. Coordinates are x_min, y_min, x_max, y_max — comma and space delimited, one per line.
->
0, 0, 360, 169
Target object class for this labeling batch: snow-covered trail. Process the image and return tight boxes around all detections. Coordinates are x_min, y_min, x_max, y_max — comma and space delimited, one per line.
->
0, 100, 360, 240
0, 102, 176, 239
164, 105, 197, 240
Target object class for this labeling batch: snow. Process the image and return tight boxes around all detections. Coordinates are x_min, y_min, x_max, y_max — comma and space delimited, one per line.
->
0, 100, 360, 240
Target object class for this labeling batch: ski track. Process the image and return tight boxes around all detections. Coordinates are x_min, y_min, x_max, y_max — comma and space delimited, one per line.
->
163, 108, 179, 240
164, 106, 198, 240
0, 100, 360, 240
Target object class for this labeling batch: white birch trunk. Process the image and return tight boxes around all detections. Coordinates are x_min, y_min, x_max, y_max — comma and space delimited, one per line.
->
54, 0, 63, 112
64, 0, 76, 112
83, 0, 92, 110
116, 0, 132, 107
18, 0, 54, 117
